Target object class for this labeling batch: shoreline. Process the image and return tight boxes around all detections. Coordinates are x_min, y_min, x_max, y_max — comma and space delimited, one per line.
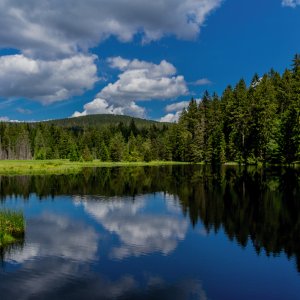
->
0, 160, 298, 175
0, 160, 189, 175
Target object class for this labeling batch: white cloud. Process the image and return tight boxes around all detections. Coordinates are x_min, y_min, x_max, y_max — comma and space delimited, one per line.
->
72, 98, 124, 117
282, 0, 300, 7
107, 57, 177, 75
192, 78, 212, 86
101, 58, 188, 103
73, 58, 188, 118
0, 116, 10, 121
165, 101, 191, 113
160, 112, 182, 123
0, 0, 222, 106
0, 116, 22, 122
0, 54, 98, 104
72, 98, 146, 118
160, 99, 201, 122
0, 0, 223, 59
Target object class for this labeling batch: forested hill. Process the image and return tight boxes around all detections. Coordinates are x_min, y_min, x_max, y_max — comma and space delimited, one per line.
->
44, 114, 167, 129
0, 54, 299, 164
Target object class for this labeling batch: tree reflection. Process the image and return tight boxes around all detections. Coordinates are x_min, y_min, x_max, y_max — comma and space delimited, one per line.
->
0, 165, 299, 271
0, 239, 24, 265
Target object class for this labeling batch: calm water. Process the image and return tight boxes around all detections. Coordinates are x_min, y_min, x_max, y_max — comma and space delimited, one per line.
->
0, 165, 300, 300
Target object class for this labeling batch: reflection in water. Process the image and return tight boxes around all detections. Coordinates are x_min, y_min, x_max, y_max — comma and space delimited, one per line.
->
0, 165, 299, 271
0, 240, 24, 265
0, 213, 100, 299
76, 195, 188, 259
175, 167, 300, 271
0, 165, 299, 299
0, 268, 206, 300
0, 201, 205, 299
6, 213, 98, 264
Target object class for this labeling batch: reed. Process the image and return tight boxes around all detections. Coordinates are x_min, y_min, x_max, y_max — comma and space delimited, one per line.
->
0, 209, 25, 247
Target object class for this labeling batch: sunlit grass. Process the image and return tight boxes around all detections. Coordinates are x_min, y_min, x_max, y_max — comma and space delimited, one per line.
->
0, 209, 25, 247
0, 160, 189, 175
0, 159, 298, 175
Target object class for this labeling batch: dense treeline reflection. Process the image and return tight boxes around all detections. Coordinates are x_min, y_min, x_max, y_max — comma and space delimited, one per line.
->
0, 165, 300, 271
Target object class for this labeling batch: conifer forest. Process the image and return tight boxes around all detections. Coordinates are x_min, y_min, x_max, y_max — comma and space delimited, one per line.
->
0, 55, 299, 165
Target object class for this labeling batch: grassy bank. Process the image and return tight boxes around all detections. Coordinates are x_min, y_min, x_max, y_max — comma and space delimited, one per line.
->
0, 210, 25, 247
0, 160, 298, 175
0, 160, 189, 175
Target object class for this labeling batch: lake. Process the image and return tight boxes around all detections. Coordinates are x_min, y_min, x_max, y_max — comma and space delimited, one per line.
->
0, 165, 299, 300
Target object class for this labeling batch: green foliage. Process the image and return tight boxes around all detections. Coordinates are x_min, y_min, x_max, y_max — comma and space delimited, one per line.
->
68, 144, 79, 162
0, 209, 25, 247
110, 133, 126, 162
0, 55, 299, 164
82, 145, 93, 162
99, 141, 110, 161
174, 55, 300, 164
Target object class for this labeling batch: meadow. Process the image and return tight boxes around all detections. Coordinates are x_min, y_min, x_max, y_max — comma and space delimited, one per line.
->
0, 160, 189, 175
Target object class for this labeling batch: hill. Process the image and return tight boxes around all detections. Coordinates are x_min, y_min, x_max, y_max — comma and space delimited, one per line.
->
43, 114, 168, 129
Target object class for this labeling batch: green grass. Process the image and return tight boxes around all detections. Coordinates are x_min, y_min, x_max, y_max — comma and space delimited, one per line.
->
0, 210, 25, 247
0, 160, 189, 175
0, 159, 297, 175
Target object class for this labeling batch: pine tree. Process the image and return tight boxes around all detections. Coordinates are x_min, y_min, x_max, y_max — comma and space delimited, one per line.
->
82, 145, 93, 162
69, 144, 79, 161
34, 128, 46, 160
99, 141, 110, 161
110, 133, 126, 162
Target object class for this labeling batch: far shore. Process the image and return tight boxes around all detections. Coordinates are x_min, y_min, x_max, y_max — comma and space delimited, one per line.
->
0, 160, 190, 175
0, 160, 298, 175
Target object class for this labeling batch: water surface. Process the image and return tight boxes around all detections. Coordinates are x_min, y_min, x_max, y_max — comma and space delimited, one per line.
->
0, 165, 299, 299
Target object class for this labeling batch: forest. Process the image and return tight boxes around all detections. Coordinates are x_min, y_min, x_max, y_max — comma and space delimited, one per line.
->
0, 55, 299, 164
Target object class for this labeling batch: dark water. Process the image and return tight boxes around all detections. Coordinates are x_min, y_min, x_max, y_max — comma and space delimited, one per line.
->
0, 165, 300, 300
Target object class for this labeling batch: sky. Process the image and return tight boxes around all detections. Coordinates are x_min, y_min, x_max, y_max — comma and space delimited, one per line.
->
0, 0, 299, 123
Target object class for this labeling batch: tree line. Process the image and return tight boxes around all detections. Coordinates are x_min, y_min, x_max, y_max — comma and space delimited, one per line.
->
0, 55, 299, 164
174, 54, 300, 164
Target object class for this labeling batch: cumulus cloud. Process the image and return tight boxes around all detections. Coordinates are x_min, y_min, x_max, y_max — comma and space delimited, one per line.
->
282, 0, 300, 7
160, 111, 182, 123
0, 0, 222, 106
165, 101, 191, 113
101, 58, 187, 103
0, 54, 98, 104
72, 98, 146, 118
73, 58, 188, 118
0, 0, 223, 59
160, 99, 201, 122
72, 98, 124, 117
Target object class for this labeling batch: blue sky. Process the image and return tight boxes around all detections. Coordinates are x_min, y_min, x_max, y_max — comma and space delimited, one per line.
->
0, 0, 299, 122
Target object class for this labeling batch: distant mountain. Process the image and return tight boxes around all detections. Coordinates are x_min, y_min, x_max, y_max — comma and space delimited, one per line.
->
44, 114, 169, 128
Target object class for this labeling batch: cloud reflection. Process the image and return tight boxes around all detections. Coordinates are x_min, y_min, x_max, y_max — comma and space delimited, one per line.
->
6, 213, 98, 264
0, 197, 207, 300
77, 194, 188, 259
